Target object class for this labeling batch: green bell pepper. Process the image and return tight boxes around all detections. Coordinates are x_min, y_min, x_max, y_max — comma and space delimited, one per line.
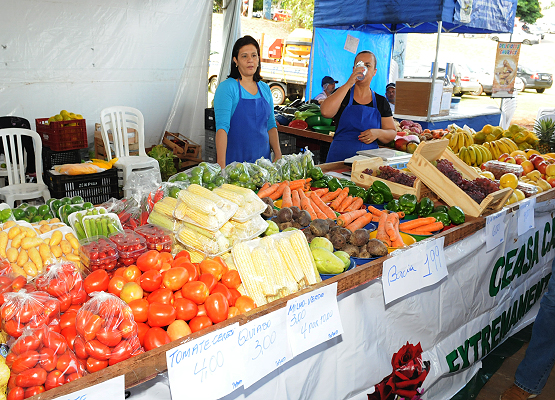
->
448, 206, 465, 225
434, 205, 450, 214
371, 180, 393, 203
429, 212, 450, 227
308, 167, 324, 181
312, 179, 329, 188
340, 178, 356, 187
327, 178, 343, 192
355, 187, 367, 199
371, 192, 384, 205
364, 187, 376, 204
417, 197, 434, 217
387, 199, 400, 212
398, 194, 417, 214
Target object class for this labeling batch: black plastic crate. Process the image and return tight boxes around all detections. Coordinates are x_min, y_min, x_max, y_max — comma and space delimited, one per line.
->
45, 168, 120, 204
205, 108, 215, 131
42, 147, 83, 171
204, 144, 217, 163
279, 132, 296, 155
205, 129, 216, 148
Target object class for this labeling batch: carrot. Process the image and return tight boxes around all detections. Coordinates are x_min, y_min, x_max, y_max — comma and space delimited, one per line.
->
292, 189, 301, 209
259, 182, 270, 192
386, 213, 405, 248
374, 213, 390, 246
312, 188, 329, 197
404, 222, 444, 233
345, 197, 364, 212
310, 198, 328, 219
289, 178, 311, 191
337, 209, 367, 227
308, 192, 336, 219
330, 187, 349, 210
402, 229, 434, 236
269, 181, 289, 200
396, 211, 405, 219
298, 189, 317, 220
281, 185, 292, 208
399, 217, 437, 231
345, 212, 375, 232
367, 205, 385, 216
257, 183, 279, 198
337, 196, 355, 212
321, 188, 342, 202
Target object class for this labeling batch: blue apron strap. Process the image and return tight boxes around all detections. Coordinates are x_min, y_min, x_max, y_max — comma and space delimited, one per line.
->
236, 79, 243, 99
348, 88, 354, 106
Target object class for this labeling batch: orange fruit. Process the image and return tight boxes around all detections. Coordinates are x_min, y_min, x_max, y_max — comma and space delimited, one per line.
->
499, 173, 518, 189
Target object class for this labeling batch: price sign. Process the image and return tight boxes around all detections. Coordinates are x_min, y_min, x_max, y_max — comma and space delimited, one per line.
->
382, 237, 447, 304
286, 282, 343, 357
486, 210, 506, 251
166, 323, 243, 400
239, 308, 292, 388
52, 375, 125, 400
518, 197, 535, 235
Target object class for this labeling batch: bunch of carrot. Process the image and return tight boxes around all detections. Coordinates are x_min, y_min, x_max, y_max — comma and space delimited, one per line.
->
399, 217, 443, 236
321, 187, 364, 213
375, 212, 405, 248
257, 178, 313, 200
279, 188, 336, 220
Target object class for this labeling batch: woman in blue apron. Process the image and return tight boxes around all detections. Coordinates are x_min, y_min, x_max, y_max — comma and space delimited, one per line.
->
213, 36, 282, 167
321, 51, 396, 163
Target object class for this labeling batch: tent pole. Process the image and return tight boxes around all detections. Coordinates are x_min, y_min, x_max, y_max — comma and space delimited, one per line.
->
308, 28, 315, 101
427, 21, 442, 122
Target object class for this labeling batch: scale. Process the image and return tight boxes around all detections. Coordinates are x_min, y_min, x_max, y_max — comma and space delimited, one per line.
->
344, 148, 413, 170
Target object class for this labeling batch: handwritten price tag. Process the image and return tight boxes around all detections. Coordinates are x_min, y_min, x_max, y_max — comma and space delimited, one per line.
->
239, 308, 293, 388
382, 237, 447, 304
486, 210, 506, 251
286, 282, 343, 357
518, 197, 535, 235
52, 375, 125, 400
166, 323, 243, 400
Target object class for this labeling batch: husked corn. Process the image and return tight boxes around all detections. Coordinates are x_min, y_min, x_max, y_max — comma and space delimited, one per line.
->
276, 237, 306, 284
289, 231, 320, 284
251, 247, 277, 298
178, 190, 218, 215
232, 242, 266, 306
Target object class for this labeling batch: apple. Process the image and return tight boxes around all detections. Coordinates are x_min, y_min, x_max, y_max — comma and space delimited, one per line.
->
521, 160, 535, 174
532, 156, 546, 169
537, 161, 549, 175
529, 154, 540, 163
505, 157, 516, 164
395, 138, 409, 152
545, 164, 555, 177
514, 155, 526, 165
498, 153, 510, 162
547, 176, 555, 188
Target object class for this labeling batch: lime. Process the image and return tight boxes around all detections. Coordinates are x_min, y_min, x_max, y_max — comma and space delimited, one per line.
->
190, 176, 201, 185
83, 202, 93, 209
21, 217, 30, 223
228, 169, 240, 181
31, 215, 43, 223
0, 209, 12, 222
202, 171, 213, 183
175, 172, 189, 182
61, 197, 72, 205
214, 176, 225, 187
190, 167, 203, 177
44, 212, 54, 219
25, 206, 37, 218
238, 173, 249, 183
199, 162, 208, 169
72, 196, 84, 204
18, 203, 29, 209
169, 187, 181, 198
206, 183, 216, 190
46, 199, 54, 206
38, 205, 50, 215
246, 183, 257, 191
0, 164, 5, 169
12, 209, 24, 220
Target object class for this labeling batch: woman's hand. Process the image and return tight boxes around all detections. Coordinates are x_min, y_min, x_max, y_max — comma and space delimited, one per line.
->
347, 65, 366, 86
273, 153, 282, 163
358, 129, 378, 144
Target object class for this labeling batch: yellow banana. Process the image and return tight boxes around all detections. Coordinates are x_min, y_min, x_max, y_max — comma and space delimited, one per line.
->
491, 142, 501, 160
501, 138, 518, 152
457, 133, 465, 153
472, 145, 482, 166
464, 130, 474, 146
459, 147, 469, 165
468, 146, 477, 165
449, 133, 459, 152
482, 145, 492, 162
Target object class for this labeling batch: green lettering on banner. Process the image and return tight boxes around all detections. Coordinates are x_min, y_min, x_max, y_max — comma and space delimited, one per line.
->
502, 249, 518, 289
500, 305, 513, 339
533, 231, 540, 268
518, 292, 528, 320
510, 299, 519, 329
491, 316, 502, 348
446, 350, 460, 373
468, 331, 481, 362
526, 284, 537, 313
481, 325, 491, 357
525, 236, 534, 274
541, 221, 551, 257
457, 340, 471, 369
489, 256, 505, 297
512, 246, 526, 281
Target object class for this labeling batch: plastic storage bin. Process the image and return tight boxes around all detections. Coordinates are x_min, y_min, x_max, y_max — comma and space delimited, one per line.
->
79, 237, 118, 271
44, 169, 120, 204
42, 147, 82, 171
35, 118, 88, 151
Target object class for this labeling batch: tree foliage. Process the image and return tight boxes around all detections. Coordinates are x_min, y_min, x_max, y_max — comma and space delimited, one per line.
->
516, 0, 543, 24
281, 0, 314, 30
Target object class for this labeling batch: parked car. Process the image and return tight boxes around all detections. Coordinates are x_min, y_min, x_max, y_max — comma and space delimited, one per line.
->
403, 62, 481, 96
523, 24, 545, 39
517, 65, 553, 93
272, 9, 292, 22
490, 30, 541, 45
466, 64, 525, 95
252, 10, 263, 18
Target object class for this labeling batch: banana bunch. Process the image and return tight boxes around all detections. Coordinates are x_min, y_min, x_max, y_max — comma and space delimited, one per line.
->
458, 144, 493, 167
445, 129, 474, 153
482, 138, 519, 160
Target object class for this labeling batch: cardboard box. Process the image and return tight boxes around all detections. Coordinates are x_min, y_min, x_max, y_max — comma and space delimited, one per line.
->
395, 79, 444, 117
94, 123, 137, 144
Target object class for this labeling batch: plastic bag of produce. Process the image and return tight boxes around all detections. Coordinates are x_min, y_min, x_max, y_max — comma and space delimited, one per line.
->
123, 169, 163, 227
255, 157, 281, 183
299, 148, 315, 177
160, 180, 189, 200
274, 157, 290, 181
1, 291, 61, 339
222, 162, 251, 186
197, 162, 224, 189
35, 260, 87, 312
99, 198, 126, 215
245, 163, 269, 188
6, 325, 86, 397
220, 216, 269, 245
213, 185, 267, 222
74, 292, 144, 371
0, 263, 29, 307
176, 223, 231, 256
284, 154, 304, 180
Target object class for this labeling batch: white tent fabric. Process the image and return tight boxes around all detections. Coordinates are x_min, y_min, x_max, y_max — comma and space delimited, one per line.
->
217, 0, 243, 91
0, 0, 211, 148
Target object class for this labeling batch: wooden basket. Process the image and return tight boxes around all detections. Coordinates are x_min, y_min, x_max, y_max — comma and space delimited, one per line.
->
351, 158, 435, 201
407, 140, 513, 218
162, 131, 201, 161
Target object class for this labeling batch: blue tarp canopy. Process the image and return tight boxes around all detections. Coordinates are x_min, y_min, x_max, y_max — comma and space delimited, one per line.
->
307, 0, 517, 100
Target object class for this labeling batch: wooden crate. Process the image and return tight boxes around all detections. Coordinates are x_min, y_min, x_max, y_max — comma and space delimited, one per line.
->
162, 131, 201, 161
351, 158, 435, 201
407, 140, 513, 218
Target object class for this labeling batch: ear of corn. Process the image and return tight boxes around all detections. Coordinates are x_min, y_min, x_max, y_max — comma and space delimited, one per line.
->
213, 188, 246, 207
276, 237, 307, 288
178, 190, 218, 216
251, 247, 278, 300
152, 197, 177, 217
232, 242, 266, 306
188, 184, 234, 208
177, 225, 230, 255
174, 203, 224, 230
148, 211, 177, 231
289, 230, 321, 284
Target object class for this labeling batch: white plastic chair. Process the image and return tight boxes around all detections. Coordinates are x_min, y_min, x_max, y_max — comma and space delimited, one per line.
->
99, 107, 160, 197
500, 97, 518, 130
536, 107, 555, 123
0, 128, 50, 207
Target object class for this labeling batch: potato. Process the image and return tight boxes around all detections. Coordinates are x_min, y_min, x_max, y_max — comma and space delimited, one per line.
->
11, 263, 26, 278
65, 233, 79, 250
23, 227, 36, 238
23, 261, 37, 277
21, 237, 44, 250
49, 218, 61, 223
6, 247, 18, 263
39, 225, 52, 234
28, 248, 43, 273
66, 253, 80, 262
60, 240, 72, 255
39, 243, 52, 263
38, 220, 48, 226
50, 231, 62, 247
3, 221, 16, 230
7, 226, 21, 240
11, 232, 26, 248
16, 249, 28, 267
0, 231, 7, 257
51, 245, 62, 258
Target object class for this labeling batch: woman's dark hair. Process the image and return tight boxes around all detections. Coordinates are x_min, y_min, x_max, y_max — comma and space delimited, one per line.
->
355, 50, 377, 69
228, 35, 262, 82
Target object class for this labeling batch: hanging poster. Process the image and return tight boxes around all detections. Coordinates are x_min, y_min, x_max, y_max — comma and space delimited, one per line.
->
491, 42, 521, 98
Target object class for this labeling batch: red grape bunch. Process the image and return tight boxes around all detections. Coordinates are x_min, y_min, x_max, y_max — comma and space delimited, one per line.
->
436, 159, 500, 203
377, 166, 417, 187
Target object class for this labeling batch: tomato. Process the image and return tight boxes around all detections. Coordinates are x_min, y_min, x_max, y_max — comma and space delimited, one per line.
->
174, 250, 191, 262
73, 337, 88, 360
86, 357, 108, 373
228, 307, 239, 319
45, 370, 65, 390
174, 290, 183, 300
137, 250, 162, 272
59, 311, 77, 330
56, 353, 79, 374
181, 281, 209, 305
122, 265, 141, 283
167, 320, 192, 341
235, 296, 257, 314
76, 311, 103, 341
148, 302, 176, 327
96, 326, 122, 347
196, 304, 206, 317
212, 256, 229, 275
65, 372, 83, 383
44, 331, 67, 355
83, 269, 110, 294
120, 282, 143, 304
119, 318, 138, 339
221, 270, 241, 290
128, 298, 149, 323
173, 298, 198, 321
15, 367, 47, 387
140, 269, 162, 292
188, 316, 213, 333
162, 267, 189, 291
113, 267, 126, 278
67, 304, 82, 313
108, 276, 126, 296
4, 319, 23, 338
136, 322, 149, 347
24, 386, 45, 397
57, 292, 73, 313
160, 262, 171, 273
174, 260, 198, 282
5, 352, 16, 368
159, 252, 174, 265
200, 273, 217, 293
61, 326, 77, 349
108, 339, 133, 365
85, 339, 111, 361
148, 288, 174, 305
39, 348, 57, 372
143, 327, 171, 351
199, 259, 225, 281
11, 336, 40, 354
228, 288, 241, 307
205, 293, 229, 324
7, 387, 24, 400
211, 283, 233, 306
11, 351, 40, 373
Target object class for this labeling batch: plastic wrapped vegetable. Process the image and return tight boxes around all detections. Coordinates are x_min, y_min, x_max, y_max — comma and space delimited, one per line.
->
35, 260, 87, 313
255, 157, 281, 183
6, 325, 86, 397
74, 292, 144, 372
274, 158, 290, 181
245, 163, 270, 188
300, 148, 315, 177
222, 162, 250, 186
1, 291, 61, 339
285, 154, 304, 180
197, 162, 223, 189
